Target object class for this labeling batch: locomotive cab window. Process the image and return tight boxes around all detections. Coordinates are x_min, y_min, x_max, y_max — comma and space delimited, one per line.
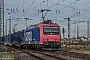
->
43, 26, 59, 34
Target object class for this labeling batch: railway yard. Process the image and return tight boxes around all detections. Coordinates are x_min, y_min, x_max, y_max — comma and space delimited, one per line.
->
0, 0, 90, 60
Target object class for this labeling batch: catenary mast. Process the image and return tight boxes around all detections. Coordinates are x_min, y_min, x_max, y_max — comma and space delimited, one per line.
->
0, 0, 4, 42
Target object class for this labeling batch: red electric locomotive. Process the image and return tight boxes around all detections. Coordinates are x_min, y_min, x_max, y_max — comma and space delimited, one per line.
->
37, 20, 61, 50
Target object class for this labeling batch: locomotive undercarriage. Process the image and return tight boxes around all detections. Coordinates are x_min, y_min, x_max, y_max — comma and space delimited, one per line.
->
14, 42, 61, 51
42, 42, 61, 51
26, 42, 61, 51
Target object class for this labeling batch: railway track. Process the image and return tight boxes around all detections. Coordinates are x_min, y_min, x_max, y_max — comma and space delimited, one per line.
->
42, 50, 90, 60
21, 49, 66, 60
5, 46, 90, 60
5, 46, 66, 60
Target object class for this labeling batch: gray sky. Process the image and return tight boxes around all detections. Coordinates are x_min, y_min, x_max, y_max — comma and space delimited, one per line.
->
4, 0, 90, 38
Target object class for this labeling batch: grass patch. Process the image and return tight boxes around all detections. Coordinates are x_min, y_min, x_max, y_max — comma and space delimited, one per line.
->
2, 52, 14, 58
0, 47, 6, 52
0, 46, 6, 52
71, 45, 90, 51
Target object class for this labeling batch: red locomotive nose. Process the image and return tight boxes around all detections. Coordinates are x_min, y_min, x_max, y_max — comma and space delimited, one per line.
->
38, 23, 61, 50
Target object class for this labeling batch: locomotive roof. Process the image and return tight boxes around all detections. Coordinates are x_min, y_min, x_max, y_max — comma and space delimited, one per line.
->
26, 20, 59, 30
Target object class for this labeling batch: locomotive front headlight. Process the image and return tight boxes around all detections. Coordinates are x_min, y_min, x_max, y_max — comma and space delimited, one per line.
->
44, 38, 48, 41
55, 39, 60, 41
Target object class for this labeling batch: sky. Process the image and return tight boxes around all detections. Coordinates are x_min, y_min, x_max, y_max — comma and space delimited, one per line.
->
4, 0, 90, 38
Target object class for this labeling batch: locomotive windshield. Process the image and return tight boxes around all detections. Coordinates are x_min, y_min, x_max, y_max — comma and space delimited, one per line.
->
43, 26, 59, 34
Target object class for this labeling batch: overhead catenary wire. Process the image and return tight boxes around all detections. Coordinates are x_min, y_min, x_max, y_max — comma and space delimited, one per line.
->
27, 1, 45, 18
46, 0, 90, 20
31, 0, 89, 20
46, 0, 77, 18
21, 0, 36, 17
17, 0, 23, 8
7, 0, 90, 27
13, 0, 18, 8
9, 0, 90, 20
30, 0, 65, 19
11, 0, 45, 29
9, 0, 23, 19
70, 6, 90, 18
48, 0, 66, 9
